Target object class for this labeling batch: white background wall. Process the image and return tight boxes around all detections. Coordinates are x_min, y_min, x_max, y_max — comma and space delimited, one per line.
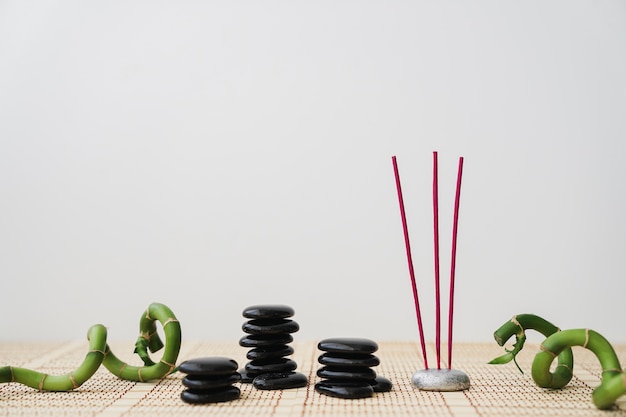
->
1, 1, 625, 349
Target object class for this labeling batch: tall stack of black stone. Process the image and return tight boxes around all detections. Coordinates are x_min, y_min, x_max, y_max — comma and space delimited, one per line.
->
239, 304, 308, 390
179, 357, 241, 404
315, 337, 393, 399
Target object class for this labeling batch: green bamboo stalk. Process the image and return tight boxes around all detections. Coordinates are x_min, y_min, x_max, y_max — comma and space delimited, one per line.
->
0, 324, 107, 391
0, 302, 182, 391
489, 314, 574, 387
532, 329, 625, 410
102, 302, 181, 381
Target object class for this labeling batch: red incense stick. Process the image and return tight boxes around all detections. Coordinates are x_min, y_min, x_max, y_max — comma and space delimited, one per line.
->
447, 156, 464, 369
432, 151, 441, 370
392, 156, 429, 370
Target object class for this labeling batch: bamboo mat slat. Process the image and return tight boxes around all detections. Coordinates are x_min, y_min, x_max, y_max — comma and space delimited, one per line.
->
1, 341, 625, 416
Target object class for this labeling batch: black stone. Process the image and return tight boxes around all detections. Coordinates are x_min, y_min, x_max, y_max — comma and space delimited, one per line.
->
239, 333, 293, 348
246, 345, 294, 360
318, 352, 380, 368
179, 357, 239, 376
245, 358, 297, 374
182, 373, 241, 390
370, 376, 393, 392
316, 366, 377, 381
243, 305, 294, 319
238, 369, 255, 383
180, 386, 241, 404
242, 319, 300, 335
317, 338, 378, 354
314, 380, 374, 399
252, 372, 308, 390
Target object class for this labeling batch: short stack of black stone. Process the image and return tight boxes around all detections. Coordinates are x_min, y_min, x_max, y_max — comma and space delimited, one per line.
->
315, 337, 393, 399
179, 357, 241, 404
239, 304, 308, 390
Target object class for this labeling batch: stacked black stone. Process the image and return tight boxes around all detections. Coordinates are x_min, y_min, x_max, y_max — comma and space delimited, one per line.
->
315, 338, 393, 399
239, 304, 308, 390
179, 357, 241, 404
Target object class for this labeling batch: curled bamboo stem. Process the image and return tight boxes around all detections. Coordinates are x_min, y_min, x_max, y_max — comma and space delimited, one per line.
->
0, 324, 107, 391
489, 314, 574, 387
102, 303, 181, 381
490, 314, 626, 409
533, 329, 624, 410
0, 302, 181, 391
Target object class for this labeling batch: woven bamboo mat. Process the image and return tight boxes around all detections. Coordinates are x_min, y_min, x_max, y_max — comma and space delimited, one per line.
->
1, 340, 625, 416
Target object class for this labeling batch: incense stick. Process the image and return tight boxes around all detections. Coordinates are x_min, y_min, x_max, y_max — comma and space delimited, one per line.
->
391, 156, 429, 370
432, 151, 441, 370
447, 156, 464, 369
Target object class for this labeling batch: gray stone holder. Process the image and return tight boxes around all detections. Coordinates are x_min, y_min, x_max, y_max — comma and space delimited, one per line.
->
411, 368, 470, 391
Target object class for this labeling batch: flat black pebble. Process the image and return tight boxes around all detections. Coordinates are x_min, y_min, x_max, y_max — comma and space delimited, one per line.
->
239, 333, 293, 348
179, 357, 239, 376
316, 366, 377, 381
318, 352, 380, 368
246, 345, 294, 360
238, 369, 255, 383
181, 386, 241, 404
243, 319, 300, 334
317, 338, 378, 354
243, 305, 294, 319
315, 380, 374, 399
370, 376, 393, 392
252, 372, 308, 390
245, 358, 297, 374
182, 373, 241, 390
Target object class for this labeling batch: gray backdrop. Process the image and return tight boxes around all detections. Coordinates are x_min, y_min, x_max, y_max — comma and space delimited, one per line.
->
1, 1, 625, 348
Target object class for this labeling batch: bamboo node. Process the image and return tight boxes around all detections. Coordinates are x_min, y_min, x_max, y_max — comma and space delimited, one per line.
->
38, 374, 46, 391
162, 318, 179, 328
539, 344, 557, 358
69, 373, 79, 389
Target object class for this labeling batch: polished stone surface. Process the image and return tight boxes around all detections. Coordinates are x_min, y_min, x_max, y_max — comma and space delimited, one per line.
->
245, 358, 297, 374
314, 380, 374, 399
180, 387, 241, 404
179, 357, 239, 376
252, 372, 308, 390
239, 333, 294, 348
182, 373, 241, 390
370, 376, 393, 392
316, 366, 377, 381
411, 368, 470, 391
318, 352, 380, 368
317, 338, 378, 354
246, 345, 294, 360
238, 369, 255, 383
243, 305, 294, 319
242, 319, 300, 335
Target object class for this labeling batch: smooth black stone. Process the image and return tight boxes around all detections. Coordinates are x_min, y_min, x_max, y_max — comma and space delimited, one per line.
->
239, 333, 293, 348
180, 386, 241, 404
318, 352, 380, 368
238, 369, 255, 383
242, 319, 300, 335
370, 376, 393, 392
182, 373, 241, 390
245, 358, 298, 374
317, 338, 378, 354
243, 305, 294, 319
252, 372, 308, 390
316, 366, 377, 381
179, 357, 239, 376
246, 345, 294, 360
315, 380, 374, 399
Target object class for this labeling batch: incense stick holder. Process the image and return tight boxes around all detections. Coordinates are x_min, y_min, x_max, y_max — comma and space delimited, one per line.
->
411, 368, 470, 391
